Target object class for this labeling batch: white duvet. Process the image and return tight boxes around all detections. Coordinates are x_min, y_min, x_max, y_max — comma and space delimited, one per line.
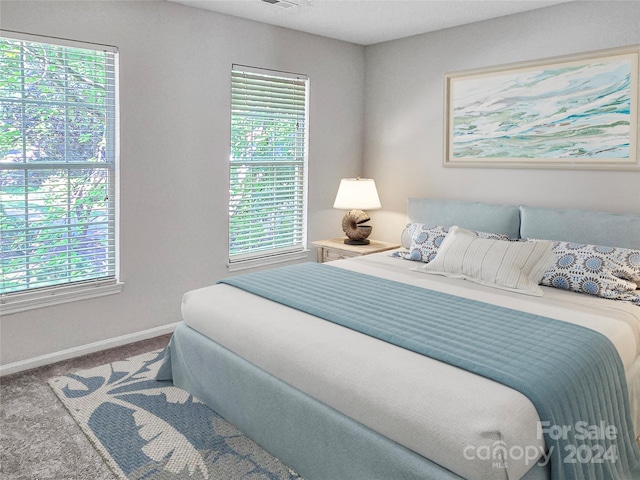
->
181, 253, 640, 480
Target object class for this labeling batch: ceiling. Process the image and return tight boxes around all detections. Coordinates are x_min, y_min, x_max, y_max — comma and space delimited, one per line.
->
168, 0, 573, 45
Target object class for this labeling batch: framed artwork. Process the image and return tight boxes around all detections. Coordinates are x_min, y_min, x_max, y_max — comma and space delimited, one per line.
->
444, 45, 640, 170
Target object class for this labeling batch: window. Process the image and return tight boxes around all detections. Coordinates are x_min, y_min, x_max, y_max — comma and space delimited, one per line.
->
229, 65, 309, 269
0, 32, 120, 312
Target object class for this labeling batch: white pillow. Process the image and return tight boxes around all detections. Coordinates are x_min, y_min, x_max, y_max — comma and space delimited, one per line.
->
414, 226, 555, 296
400, 227, 412, 249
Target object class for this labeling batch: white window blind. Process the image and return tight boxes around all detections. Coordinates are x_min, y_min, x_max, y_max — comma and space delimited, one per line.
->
0, 33, 118, 296
229, 65, 308, 264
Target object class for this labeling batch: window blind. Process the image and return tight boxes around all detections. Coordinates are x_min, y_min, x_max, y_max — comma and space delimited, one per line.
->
0, 33, 118, 295
229, 66, 308, 263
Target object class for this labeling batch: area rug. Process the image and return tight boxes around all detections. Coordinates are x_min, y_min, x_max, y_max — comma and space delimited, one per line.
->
49, 349, 302, 480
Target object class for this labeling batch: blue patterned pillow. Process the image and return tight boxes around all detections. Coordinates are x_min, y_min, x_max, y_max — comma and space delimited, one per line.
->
404, 224, 511, 262
528, 240, 640, 306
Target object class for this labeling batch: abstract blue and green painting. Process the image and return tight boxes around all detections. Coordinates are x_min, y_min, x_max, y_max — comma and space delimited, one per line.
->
450, 52, 636, 160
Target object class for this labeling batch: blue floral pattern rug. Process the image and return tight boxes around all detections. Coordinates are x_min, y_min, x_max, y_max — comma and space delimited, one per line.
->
49, 349, 302, 480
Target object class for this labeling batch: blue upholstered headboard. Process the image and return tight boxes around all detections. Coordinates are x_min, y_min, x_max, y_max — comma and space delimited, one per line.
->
407, 199, 520, 239
407, 198, 640, 250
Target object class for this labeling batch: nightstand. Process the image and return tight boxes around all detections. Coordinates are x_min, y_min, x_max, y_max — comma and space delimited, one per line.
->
311, 238, 401, 263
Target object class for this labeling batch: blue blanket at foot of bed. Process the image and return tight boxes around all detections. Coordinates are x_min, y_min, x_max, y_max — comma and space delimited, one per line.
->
220, 262, 640, 480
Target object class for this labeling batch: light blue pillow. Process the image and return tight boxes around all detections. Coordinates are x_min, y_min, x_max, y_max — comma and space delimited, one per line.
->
528, 239, 640, 306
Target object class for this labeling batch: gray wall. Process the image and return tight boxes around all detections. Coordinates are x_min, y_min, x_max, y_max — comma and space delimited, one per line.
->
0, 1, 365, 365
364, 1, 640, 242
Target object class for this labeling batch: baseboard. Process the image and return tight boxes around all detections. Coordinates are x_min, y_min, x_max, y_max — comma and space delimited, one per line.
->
0, 322, 180, 377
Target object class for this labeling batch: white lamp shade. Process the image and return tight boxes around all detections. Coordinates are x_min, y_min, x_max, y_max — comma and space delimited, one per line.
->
333, 178, 381, 210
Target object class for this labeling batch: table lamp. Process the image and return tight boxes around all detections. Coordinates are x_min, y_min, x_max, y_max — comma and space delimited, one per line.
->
333, 178, 381, 245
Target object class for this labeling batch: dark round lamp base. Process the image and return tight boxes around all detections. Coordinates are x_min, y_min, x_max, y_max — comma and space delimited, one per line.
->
343, 238, 370, 245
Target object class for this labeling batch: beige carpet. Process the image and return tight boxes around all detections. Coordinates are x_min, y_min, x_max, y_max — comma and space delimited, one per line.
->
1, 335, 170, 480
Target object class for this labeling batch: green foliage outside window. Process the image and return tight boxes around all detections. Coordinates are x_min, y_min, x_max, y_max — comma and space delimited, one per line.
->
229, 69, 307, 259
229, 117, 304, 255
0, 37, 116, 294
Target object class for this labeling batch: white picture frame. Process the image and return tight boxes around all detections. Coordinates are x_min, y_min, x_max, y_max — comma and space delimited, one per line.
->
444, 45, 640, 170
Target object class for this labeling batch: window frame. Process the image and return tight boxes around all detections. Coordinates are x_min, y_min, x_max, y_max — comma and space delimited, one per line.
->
0, 31, 122, 314
228, 64, 309, 271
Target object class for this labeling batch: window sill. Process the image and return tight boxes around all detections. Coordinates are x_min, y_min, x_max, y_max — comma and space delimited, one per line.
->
228, 250, 310, 272
0, 280, 124, 315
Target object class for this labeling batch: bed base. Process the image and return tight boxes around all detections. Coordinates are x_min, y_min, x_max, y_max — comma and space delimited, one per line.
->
158, 323, 548, 480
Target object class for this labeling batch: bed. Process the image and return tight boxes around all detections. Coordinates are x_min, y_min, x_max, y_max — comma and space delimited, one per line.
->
158, 199, 640, 480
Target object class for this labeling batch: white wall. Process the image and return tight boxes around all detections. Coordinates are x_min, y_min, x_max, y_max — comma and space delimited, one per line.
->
0, 1, 365, 365
364, 1, 640, 242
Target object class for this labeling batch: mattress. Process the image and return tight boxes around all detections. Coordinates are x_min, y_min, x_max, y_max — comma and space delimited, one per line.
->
181, 252, 640, 480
